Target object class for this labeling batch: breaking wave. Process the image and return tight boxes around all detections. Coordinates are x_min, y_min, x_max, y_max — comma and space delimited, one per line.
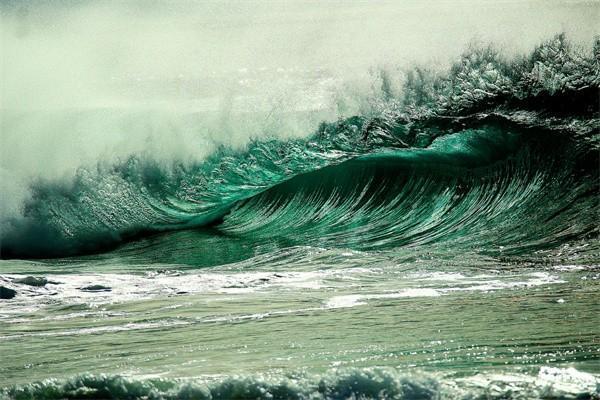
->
1, 34, 598, 260
2, 367, 598, 400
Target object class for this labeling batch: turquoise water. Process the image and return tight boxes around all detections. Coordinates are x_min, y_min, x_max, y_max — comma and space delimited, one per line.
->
1, 35, 599, 399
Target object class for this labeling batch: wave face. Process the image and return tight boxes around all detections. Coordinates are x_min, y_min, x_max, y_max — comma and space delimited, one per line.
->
1, 34, 598, 261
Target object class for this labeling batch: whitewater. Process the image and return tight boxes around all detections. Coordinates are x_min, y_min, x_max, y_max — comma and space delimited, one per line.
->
1, 1, 599, 399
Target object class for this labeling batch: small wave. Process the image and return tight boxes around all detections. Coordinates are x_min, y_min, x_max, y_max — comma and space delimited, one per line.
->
2, 367, 597, 400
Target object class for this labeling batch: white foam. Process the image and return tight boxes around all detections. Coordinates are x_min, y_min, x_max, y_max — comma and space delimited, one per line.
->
326, 288, 441, 309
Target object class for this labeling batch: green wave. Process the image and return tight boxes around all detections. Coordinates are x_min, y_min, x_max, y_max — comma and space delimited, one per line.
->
1, 34, 598, 260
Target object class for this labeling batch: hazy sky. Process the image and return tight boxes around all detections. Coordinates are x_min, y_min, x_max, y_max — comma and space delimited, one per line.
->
1, 0, 598, 108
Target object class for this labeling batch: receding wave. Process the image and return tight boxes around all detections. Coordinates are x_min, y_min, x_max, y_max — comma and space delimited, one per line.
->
1, 34, 598, 260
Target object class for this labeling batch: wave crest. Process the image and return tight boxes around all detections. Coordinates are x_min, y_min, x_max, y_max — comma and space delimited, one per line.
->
1, 34, 598, 259
3, 367, 598, 400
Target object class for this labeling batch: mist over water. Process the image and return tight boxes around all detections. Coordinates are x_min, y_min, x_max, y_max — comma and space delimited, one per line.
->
1, 1, 598, 213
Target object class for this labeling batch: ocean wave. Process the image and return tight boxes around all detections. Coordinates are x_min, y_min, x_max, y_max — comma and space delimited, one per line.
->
1, 34, 598, 260
2, 367, 598, 400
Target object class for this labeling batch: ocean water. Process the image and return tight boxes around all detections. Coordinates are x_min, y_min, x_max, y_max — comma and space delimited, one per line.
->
1, 2, 599, 398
